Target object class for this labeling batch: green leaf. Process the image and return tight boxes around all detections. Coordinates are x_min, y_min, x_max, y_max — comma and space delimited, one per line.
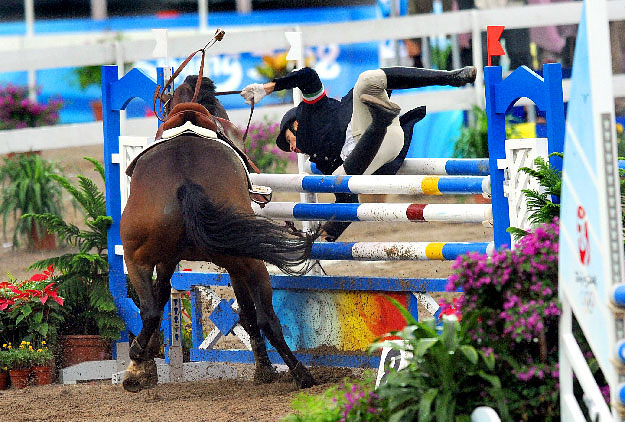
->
390, 408, 415, 422
415, 338, 438, 358
434, 391, 453, 422
418, 388, 438, 422
459, 345, 478, 365
480, 350, 496, 371
21, 304, 32, 317
440, 316, 459, 352
38, 322, 49, 337
477, 370, 502, 389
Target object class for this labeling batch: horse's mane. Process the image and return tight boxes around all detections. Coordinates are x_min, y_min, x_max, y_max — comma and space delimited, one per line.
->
182, 75, 229, 120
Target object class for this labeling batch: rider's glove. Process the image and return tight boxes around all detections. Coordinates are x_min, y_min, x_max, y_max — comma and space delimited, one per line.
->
240, 83, 267, 105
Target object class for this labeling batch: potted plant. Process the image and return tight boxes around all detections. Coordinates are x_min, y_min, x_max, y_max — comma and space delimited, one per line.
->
0, 84, 63, 131
0, 153, 64, 249
30, 342, 54, 385
0, 266, 65, 347
0, 346, 10, 389
72, 65, 103, 120
25, 158, 125, 367
5, 341, 36, 389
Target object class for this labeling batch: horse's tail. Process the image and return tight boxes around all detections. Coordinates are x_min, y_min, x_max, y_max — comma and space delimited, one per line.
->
177, 181, 318, 275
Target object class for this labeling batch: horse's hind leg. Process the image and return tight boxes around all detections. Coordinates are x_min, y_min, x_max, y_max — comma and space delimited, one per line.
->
229, 273, 278, 384
242, 260, 316, 389
123, 260, 177, 392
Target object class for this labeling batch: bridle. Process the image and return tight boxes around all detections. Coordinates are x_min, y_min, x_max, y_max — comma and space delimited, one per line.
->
152, 28, 255, 143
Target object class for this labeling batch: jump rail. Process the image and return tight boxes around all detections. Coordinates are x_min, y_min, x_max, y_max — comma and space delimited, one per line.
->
249, 174, 490, 195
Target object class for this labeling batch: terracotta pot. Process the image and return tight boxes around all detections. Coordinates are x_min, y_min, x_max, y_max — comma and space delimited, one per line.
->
90, 100, 103, 121
473, 194, 492, 204
30, 222, 56, 250
31, 366, 53, 386
61, 335, 108, 367
0, 371, 9, 390
6, 150, 42, 159
9, 368, 30, 389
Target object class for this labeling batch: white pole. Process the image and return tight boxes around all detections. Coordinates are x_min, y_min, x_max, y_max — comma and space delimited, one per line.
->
114, 41, 126, 134
198, 0, 208, 32
391, 0, 400, 65
236, 0, 252, 14
471, 10, 484, 107
285, 30, 321, 273
25, 0, 36, 102
24, 0, 34, 38
90, 0, 108, 21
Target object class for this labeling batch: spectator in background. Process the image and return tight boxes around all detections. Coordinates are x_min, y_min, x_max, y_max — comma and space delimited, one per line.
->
527, 0, 578, 68
612, 20, 625, 75
409, 0, 531, 70
611, 19, 625, 114
404, 0, 454, 68
404, 0, 474, 69
474, 0, 532, 69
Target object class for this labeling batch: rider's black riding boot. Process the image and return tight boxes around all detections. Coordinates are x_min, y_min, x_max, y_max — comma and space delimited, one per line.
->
382, 66, 477, 90
343, 94, 401, 175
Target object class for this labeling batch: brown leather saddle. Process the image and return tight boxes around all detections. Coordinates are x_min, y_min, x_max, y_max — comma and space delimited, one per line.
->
126, 102, 272, 206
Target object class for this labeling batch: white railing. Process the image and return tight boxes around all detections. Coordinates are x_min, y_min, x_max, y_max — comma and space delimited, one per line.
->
1, 1, 624, 153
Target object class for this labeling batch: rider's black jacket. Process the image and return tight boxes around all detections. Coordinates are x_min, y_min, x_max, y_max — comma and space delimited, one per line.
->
273, 67, 353, 174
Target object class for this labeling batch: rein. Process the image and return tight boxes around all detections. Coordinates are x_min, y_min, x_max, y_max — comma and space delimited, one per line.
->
215, 90, 255, 143
152, 29, 256, 145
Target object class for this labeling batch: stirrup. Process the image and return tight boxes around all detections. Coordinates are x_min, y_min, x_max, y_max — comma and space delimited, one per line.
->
250, 185, 272, 208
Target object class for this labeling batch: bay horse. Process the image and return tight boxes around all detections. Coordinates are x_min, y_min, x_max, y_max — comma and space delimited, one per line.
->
119, 75, 318, 392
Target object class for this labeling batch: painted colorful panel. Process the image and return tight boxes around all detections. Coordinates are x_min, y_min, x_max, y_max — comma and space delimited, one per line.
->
272, 291, 408, 352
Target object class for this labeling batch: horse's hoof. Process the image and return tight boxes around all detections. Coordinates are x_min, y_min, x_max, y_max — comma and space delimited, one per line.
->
122, 376, 144, 393
122, 359, 158, 393
253, 365, 279, 385
292, 362, 316, 389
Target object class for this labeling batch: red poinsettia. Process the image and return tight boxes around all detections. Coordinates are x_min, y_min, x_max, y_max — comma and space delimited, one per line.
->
1, 266, 65, 345
0, 266, 64, 310
28, 265, 54, 282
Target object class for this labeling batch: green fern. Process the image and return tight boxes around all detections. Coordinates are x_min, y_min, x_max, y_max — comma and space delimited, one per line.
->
23, 157, 124, 341
507, 153, 562, 240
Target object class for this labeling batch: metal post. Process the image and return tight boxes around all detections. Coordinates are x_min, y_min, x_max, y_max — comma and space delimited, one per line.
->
287, 29, 322, 275
290, 29, 319, 232
450, 34, 461, 70
235, 0, 252, 14
24, 0, 34, 38
169, 289, 184, 382
471, 10, 485, 107
90, 0, 108, 21
198, 0, 208, 32
114, 41, 127, 134
390, 0, 401, 65
24, 0, 36, 102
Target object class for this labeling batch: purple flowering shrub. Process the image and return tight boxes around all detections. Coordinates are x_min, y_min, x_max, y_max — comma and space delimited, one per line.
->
445, 220, 562, 420
0, 85, 63, 130
242, 119, 296, 173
